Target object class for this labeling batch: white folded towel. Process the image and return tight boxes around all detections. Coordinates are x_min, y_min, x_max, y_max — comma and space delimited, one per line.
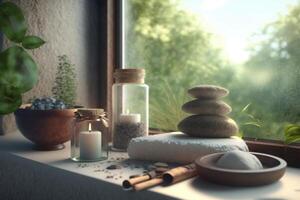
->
128, 132, 249, 164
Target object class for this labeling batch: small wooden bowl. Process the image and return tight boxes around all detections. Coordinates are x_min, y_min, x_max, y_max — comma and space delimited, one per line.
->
15, 108, 77, 150
195, 152, 286, 186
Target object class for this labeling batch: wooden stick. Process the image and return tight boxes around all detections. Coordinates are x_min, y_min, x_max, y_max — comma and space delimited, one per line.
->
132, 177, 164, 191
122, 174, 151, 189
122, 163, 198, 191
122, 171, 157, 189
162, 163, 198, 184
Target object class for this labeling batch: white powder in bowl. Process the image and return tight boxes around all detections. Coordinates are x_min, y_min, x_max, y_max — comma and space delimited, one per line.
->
216, 150, 263, 170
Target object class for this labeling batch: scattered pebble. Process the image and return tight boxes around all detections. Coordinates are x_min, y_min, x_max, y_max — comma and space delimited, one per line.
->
147, 165, 156, 171
106, 164, 122, 170
154, 162, 169, 168
77, 163, 89, 168
155, 167, 169, 173
146, 171, 157, 178
73, 154, 173, 184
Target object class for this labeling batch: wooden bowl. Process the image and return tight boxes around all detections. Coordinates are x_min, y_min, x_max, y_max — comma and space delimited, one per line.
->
195, 152, 286, 186
14, 108, 76, 150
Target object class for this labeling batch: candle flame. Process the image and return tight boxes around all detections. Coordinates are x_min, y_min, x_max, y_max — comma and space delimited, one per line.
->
88, 123, 92, 132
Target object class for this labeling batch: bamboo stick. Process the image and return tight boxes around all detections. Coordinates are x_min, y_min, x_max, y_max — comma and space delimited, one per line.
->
123, 174, 151, 189
122, 163, 198, 191
122, 171, 157, 189
162, 163, 198, 184
133, 177, 164, 191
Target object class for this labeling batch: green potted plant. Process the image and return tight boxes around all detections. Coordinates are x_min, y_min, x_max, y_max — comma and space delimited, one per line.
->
0, 2, 45, 114
0, 2, 77, 150
14, 55, 78, 150
52, 55, 77, 108
0, 1, 47, 139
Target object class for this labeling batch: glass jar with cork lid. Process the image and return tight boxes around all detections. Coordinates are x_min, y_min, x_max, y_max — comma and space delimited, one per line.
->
112, 68, 149, 151
71, 108, 109, 162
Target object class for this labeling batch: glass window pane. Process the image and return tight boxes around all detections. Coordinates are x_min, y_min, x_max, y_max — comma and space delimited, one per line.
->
124, 0, 300, 141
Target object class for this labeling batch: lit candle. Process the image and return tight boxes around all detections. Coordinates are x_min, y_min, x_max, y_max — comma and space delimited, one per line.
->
120, 110, 141, 123
79, 123, 102, 160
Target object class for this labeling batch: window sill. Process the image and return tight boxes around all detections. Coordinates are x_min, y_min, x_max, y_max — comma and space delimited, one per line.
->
0, 131, 300, 200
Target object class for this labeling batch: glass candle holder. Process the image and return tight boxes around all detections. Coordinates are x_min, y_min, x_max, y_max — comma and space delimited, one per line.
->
71, 108, 109, 162
112, 68, 149, 151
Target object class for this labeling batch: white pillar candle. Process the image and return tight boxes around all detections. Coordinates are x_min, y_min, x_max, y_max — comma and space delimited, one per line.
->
120, 113, 141, 123
79, 123, 102, 160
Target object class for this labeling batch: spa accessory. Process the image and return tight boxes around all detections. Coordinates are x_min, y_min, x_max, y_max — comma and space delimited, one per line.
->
122, 163, 198, 191
195, 152, 287, 186
131, 178, 164, 191
15, 106, 76, 150
178, 85, 239, 138
123, 171, 162, 191
187, 85, 229, 99
162, 163, 198, 185
216, 150, 263, 170
128, 132, 248, 163
112, 68, 149, 151
71, 108, 109, 162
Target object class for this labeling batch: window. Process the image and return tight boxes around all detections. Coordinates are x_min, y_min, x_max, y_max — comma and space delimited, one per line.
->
122, 0, 300, 141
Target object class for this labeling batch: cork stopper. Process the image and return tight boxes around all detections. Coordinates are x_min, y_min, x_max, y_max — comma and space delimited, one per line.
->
76, 108, 104, 118
114, 68, 145, 84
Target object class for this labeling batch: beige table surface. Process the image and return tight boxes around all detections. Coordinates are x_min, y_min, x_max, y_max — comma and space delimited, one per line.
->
0, 132, 300, 200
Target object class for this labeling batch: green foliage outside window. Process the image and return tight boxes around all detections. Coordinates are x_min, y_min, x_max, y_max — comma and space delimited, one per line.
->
125, 0, 300, 141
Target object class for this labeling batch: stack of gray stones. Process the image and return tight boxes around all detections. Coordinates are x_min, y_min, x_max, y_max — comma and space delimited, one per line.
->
178, 85, 239, 138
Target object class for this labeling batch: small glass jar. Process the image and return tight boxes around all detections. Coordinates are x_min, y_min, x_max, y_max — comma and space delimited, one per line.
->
112, 68, 149, 151
71, 108, 109, 162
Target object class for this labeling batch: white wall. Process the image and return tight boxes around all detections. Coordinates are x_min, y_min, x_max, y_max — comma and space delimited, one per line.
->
1, 0, 103, 134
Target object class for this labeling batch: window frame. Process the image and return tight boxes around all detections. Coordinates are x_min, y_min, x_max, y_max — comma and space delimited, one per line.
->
110, 0, 300, 167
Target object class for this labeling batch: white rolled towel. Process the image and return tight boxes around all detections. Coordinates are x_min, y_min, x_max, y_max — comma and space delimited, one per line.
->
128, 132, 249, 164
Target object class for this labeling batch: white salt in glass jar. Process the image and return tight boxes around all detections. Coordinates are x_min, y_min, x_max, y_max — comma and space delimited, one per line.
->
112, 68, 149, 151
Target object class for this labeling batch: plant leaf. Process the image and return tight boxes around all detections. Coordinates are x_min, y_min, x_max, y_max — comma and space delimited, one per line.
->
246, 113, 256, 120
285, 126, 300, 137
241, 103, 251, 112
0, 46, 38, 94
243, 122, 261, 127
0, 89, 22, 115
0, 2, 27, 42
285, 124, 300, 132
284, 124, 300, 144
22, 35, 45, 49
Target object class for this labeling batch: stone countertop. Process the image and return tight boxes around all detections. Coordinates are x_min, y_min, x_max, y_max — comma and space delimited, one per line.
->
0, 132, 300, 200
